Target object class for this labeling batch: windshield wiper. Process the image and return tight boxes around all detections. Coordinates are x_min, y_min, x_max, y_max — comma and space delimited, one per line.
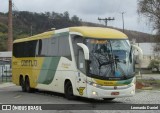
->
99, 59, 114, 67
90, 52, 114, 76
114, 55, 127, 64
109, 41, 128, 78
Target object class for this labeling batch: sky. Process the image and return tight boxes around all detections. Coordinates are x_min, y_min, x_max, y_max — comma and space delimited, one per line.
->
0, 0, 155, 34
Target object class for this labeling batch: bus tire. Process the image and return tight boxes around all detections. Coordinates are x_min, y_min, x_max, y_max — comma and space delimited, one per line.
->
19, 76, 26, 92
25, 77, 33, 93
65, 81, 76, 100
103, 98, 115, 101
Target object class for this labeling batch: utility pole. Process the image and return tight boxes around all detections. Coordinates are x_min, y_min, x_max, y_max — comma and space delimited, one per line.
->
7, 0, 13, 51
30, 25, 33, 36
121, 12, 125, 33
98, 17, 115, 27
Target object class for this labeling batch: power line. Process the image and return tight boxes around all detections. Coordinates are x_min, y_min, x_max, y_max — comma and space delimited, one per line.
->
12, 2, 34, 36
98, 17, 115, 27
12, 2, 19, 12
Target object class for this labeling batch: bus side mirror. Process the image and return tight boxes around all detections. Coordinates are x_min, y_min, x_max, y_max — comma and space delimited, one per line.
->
131, 44, 143, 66
77, 43, 89, 60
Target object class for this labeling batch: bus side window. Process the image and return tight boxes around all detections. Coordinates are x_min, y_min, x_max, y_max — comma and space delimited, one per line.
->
36, 39, 42, 56
71, 35, 83, 68
78, 49, 86, 74
36, 39, 48, 57
27, 40, 37, 57
48, 37, 58, 56
58, 35, 71, 60
38, 40, 42, 55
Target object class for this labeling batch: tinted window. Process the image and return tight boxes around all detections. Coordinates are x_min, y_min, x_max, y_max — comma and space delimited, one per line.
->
57, 34, 71, 60
13, 40, 37, 57
13, 33, 71, 59
78, 49, 86, 73
38, 39, 48, 56
48, 37, 59, 56
71, 35, 83, 66
58, 35, 71, 60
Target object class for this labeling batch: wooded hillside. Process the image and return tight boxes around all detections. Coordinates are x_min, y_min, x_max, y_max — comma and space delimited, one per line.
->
0, 11, 154, 51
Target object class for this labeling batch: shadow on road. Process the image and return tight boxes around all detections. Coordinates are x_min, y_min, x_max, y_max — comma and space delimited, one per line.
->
14, 89, 123, 104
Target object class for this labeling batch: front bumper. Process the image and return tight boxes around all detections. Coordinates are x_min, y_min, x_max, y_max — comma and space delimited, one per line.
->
86, 83, 135, 99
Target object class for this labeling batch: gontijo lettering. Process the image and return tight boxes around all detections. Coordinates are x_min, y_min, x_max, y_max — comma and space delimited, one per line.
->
21, 60, 37, 67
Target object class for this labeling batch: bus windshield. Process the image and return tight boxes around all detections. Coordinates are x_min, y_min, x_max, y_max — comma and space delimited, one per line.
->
85, 38, 135, 80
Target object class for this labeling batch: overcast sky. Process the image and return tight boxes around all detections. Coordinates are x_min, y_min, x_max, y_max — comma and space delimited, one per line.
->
0, 0, 155, 34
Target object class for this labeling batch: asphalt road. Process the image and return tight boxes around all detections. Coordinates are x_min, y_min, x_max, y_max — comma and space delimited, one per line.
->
0, 85, 160, 113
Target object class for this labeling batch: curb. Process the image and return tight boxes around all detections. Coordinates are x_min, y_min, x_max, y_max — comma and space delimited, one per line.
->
141, 87, 153, 90
0, 82, 15, 88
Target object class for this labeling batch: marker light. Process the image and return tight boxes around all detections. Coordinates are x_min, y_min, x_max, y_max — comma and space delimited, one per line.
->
93, 83, 98, 87
87, 81, 101, 87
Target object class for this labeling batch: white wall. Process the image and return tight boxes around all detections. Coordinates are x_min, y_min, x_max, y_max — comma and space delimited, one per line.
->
136, 43, 155, 56
0, 51, 12, 58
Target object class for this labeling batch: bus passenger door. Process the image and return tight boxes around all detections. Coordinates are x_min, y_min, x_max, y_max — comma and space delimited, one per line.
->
76, 49, 87, 96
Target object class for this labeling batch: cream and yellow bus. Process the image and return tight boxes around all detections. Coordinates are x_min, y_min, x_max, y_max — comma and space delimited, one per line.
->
12, 26, 142, 100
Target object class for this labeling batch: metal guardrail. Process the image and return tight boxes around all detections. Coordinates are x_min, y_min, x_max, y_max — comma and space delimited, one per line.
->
0, 66, 12, 82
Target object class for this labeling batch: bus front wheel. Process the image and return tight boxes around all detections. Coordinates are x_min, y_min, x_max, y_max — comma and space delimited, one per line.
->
65, 81, 76, 100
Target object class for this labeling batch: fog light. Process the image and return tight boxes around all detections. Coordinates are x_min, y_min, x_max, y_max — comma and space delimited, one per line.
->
130, 90, 134, 94
131, 83, 135, 86
92, 91, 97, 95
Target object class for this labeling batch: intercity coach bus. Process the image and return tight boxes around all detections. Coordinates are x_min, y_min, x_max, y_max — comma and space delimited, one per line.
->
12, 26, 143, 100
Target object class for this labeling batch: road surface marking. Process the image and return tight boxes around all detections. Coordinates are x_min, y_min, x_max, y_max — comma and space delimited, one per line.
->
14, 95, 22, 99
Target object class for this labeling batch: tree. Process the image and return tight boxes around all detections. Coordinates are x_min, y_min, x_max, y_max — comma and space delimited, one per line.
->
138, 0, 160, 56
138, 0, 160, 34
63, 11, 70, 20
71, 15, 81, 25
0, 23, 8, 33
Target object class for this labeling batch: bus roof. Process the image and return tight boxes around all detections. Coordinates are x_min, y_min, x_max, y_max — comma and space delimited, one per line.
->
13, 31, 54, 43
14, 26, 127, 43
69, 27, 127, 39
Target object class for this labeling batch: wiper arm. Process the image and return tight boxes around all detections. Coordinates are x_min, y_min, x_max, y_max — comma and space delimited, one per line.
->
122, 73, 135, 79
99, 59, 114, 67
116, 59, 127, 64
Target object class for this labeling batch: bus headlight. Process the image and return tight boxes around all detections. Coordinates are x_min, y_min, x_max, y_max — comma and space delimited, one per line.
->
93, 83, 98, 87
87, 81, 101, 87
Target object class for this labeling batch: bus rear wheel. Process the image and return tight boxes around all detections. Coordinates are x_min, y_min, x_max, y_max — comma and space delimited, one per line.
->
65, 81, 76, 100
25, 77, 34, 93
19, 76, 26, 92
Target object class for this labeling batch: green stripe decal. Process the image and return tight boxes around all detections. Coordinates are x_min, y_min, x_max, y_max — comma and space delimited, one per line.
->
116, 78, 133, 85
94, 77, 133, 86
38, 57, 60, 84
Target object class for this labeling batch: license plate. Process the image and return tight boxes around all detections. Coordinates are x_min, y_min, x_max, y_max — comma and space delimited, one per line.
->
111, 92, 119, 95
